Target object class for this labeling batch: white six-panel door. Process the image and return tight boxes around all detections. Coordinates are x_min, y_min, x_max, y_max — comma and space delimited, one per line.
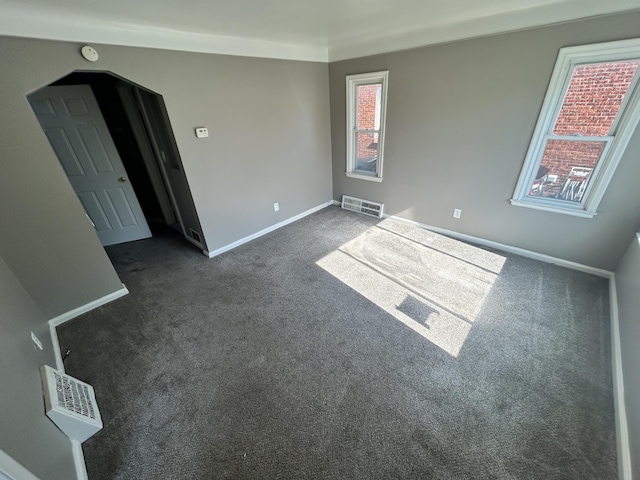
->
29, 85, 152, 246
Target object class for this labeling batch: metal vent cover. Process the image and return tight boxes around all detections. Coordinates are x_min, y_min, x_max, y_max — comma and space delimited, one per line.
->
41, 365, 103, 442
341, 195, 384, 218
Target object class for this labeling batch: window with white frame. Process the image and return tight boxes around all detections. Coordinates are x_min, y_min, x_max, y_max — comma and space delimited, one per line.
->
346, 71, 388, 182
511, 39, 640, 217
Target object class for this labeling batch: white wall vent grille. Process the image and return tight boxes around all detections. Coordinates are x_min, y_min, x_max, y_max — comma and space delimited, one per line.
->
40, 365, 103, 442
341, 195, 384, 218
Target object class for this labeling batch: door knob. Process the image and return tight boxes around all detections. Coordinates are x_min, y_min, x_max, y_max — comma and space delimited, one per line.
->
118, 177, 127, 182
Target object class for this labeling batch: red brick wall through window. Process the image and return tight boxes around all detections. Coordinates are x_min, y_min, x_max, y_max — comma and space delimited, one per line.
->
356, 84, 380, 163
534, 60, 639, 200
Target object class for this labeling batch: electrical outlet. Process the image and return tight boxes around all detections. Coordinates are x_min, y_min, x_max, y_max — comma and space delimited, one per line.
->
31, 331, 43, 350
453, 208, 462, 219
274, 202, 279, 212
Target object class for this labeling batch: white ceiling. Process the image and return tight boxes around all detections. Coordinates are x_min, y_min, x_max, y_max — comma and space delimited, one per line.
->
1, 0, 640, 62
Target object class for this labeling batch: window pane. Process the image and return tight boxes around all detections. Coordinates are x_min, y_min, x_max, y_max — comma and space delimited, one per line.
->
355, 132, 378, 173
356, 83, 382, 130
553, 60, 640, 136
529, 139, 606, 202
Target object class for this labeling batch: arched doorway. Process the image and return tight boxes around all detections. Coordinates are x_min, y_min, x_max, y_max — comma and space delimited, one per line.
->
28, 71, 206, 252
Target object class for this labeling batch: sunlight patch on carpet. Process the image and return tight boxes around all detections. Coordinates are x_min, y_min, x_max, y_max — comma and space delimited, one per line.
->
317, 219, 506, 357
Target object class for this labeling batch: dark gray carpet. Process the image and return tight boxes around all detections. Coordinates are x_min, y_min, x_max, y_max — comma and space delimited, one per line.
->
58, 206, 616, 479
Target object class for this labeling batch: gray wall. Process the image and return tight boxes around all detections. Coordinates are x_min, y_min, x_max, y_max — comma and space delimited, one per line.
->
0, 255, 76, 479
0, 39, 122, 318
616, 233, 640, 478
0, 37, 125, 318
0, 33, 332, 480
0, 35, 332, 316
329, 12, 640, 271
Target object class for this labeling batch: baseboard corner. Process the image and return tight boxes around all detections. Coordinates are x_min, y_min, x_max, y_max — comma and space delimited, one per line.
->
48, 285, 129, 372
48, 286, 129, 328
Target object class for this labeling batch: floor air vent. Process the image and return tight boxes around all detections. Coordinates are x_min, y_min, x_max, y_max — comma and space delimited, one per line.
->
41, 365, 103, 442
341, 195, 384, 218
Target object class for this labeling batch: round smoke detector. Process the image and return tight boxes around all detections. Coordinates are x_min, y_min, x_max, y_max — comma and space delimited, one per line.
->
81, 45, 99, 62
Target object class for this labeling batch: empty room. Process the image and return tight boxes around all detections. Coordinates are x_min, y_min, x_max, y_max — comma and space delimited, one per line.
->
1, 1, 640, 479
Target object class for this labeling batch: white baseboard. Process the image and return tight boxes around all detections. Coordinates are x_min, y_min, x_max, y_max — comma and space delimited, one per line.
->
46, 286, 128, 480
49, 323, 65, 372
0, 448, 40, 480
48, 285, 129, 371
206, 201, 332, 258
381, 213, 612, 278
609, 276, 632, 480
71, 441, 88, 480
49, 285, 130, 328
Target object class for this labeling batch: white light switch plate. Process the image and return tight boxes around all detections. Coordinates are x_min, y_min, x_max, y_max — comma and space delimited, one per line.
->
195, 127, 209, 138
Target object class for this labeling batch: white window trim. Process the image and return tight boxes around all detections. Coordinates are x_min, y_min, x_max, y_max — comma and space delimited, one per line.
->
511, 38, 640, 218
346, 71, 389, 182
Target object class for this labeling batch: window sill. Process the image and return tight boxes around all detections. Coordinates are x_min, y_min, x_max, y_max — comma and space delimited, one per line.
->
509, 199, 596, 218
345, 172, 383, 183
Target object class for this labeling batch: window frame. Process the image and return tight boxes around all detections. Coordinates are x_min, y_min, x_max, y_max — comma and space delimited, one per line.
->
345, 71, 389, 182
511, 39, 640, 218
